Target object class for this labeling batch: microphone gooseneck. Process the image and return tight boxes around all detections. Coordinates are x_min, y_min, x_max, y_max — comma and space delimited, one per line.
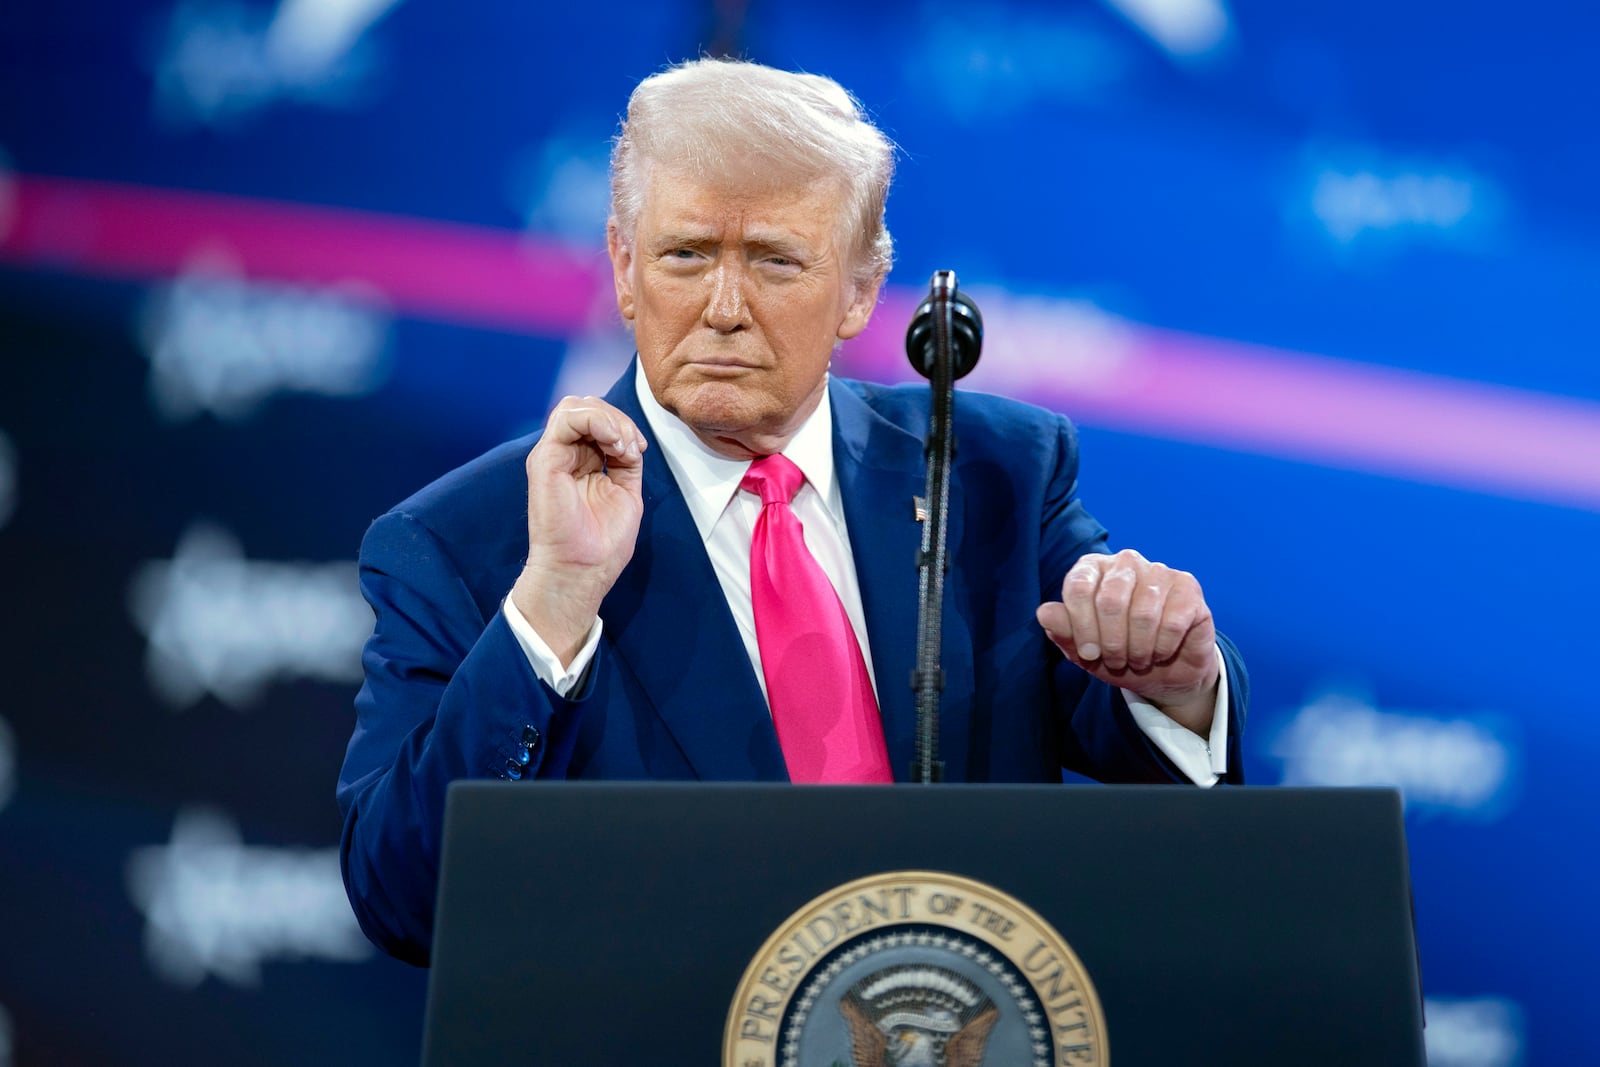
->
903, 271, 983, 785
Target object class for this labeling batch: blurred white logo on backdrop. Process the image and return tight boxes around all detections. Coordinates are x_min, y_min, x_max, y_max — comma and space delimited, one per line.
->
129, 523, 369, 709
150, 0, 403, 128
0, 429, 16, 531
1269, 690, 1516, 818
126, 807, 371, 987
138, 262, 391, 422
1294, 147, 1499, 252
1313, 169, 1476, 243
1423, 997, 1523, 1067
0, 716, 15, 814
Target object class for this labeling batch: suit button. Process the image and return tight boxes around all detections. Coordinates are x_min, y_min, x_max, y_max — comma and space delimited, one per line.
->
521, 725, 541, 749
514, 746, 531, 766
504, 759, 523, 780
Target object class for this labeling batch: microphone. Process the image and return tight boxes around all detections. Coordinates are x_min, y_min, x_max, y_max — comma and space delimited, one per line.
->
905, 271, 983, 380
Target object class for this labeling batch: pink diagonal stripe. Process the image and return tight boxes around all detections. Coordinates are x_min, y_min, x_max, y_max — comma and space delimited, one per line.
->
0, 174, 610, 335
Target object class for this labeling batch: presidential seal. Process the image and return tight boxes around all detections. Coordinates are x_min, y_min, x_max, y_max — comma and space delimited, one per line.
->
724, 871, 1107, 1067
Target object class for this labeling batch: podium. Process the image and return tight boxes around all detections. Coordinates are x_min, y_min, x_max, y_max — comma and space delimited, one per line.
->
422, 783, 1425, 1066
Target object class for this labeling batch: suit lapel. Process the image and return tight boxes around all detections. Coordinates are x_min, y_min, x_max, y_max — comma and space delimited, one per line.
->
831, 380, 970, 782
597, 368, 789, 781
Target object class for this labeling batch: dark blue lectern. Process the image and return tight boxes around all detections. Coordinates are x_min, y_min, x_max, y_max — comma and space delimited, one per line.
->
423, 783, 1425, 1066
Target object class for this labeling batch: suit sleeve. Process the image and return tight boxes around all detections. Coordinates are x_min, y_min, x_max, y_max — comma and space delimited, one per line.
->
335, 509, 590, 965
1035, 414, 1249, 784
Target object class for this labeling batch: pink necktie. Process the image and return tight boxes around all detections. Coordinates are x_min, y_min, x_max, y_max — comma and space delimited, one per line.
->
742, 455, 893, 784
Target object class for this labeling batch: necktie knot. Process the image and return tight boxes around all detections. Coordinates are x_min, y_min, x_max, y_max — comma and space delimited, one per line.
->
741, 454, 806, 507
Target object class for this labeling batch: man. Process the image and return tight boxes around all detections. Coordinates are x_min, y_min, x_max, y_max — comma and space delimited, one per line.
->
338, 58, 1247, 966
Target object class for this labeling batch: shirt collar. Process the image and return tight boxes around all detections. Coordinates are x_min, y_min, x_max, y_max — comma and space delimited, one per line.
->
633, 361, 839, 542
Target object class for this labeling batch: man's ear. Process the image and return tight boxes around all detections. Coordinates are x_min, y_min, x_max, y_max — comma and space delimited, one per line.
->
607, 218, 636, 321
836, 272, 885, 341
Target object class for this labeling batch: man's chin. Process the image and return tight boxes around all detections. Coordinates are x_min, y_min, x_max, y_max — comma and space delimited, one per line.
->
663, 379, 748, 420
665, 389, 796, 458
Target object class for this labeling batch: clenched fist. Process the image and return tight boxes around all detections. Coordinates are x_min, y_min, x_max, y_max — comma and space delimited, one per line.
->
1036, 549, 1219, 734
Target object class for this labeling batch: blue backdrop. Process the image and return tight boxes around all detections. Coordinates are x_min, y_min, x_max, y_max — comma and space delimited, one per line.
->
2, 1, 1595, 1064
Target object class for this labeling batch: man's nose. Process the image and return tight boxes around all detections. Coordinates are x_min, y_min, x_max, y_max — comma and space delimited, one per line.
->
704, 261, 751, 332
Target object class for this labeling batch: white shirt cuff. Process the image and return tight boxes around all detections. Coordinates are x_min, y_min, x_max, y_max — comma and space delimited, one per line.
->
502, 597, 603, 697
1123, 644, 1230, 787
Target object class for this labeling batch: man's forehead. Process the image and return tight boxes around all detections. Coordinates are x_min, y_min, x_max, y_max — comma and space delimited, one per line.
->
640, 164, 845, 222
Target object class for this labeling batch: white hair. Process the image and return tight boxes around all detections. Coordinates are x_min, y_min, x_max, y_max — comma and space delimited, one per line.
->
609, 57, 896, 288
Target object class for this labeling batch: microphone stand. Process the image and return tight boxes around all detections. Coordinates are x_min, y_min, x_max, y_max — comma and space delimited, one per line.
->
910, 270, 966, 785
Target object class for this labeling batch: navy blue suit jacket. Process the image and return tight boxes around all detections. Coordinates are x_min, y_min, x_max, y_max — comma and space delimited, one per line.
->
337, 368, 1248, 964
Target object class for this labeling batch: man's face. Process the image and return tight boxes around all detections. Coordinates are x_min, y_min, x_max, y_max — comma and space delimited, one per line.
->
608, 166, 881, 459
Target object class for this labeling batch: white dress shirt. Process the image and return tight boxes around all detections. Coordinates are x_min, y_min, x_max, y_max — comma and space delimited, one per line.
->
504, 365, 1229, 785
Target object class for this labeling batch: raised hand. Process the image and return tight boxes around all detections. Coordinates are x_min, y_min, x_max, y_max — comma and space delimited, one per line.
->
509, 395, 649, 665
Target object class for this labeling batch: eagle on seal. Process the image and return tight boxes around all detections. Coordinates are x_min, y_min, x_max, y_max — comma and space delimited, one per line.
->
840, 964, 1000, 1067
